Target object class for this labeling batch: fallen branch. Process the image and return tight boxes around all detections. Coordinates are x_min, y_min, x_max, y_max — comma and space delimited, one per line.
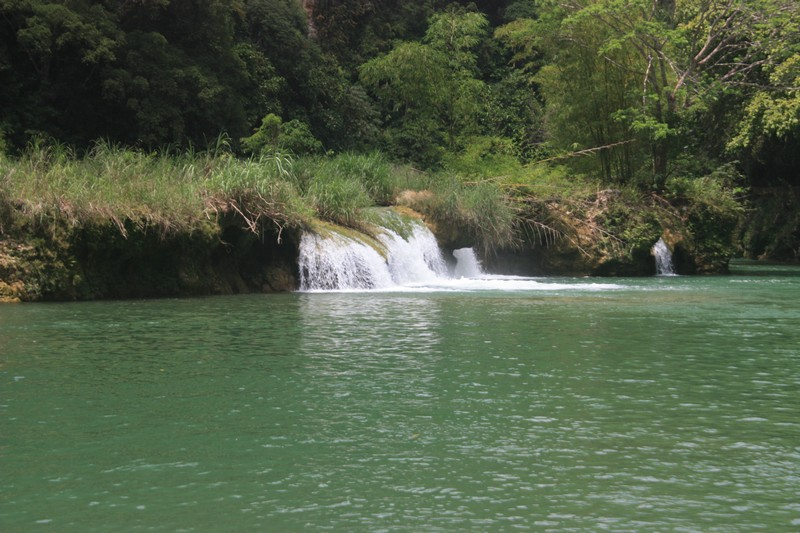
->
525, 139, 637, 165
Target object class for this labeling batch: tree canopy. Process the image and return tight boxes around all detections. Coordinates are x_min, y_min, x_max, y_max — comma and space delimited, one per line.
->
0, 0, 797, 188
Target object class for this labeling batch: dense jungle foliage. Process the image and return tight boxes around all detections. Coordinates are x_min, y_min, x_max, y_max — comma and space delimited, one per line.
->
1, 0, 798, 265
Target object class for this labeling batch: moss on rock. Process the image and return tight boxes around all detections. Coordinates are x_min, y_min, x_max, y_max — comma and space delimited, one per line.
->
0, 209, 299, 302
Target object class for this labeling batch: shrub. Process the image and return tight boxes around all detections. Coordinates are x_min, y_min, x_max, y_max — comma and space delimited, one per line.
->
441, 136, 521, 178
280, 120, 324, 155
399, 175, 516, 253
306, 173, 372, 228
240, 114, 323, 156
664, 164, 746, 270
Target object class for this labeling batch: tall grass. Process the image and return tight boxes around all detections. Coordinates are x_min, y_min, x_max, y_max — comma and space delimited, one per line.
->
4, 141, 201, 233
203, 152, 314, 236
1, 142, 531, 252
397, 174, 517, 253
1, 142, 439, 238
292, 151, 410, 228
1, 141, 317, 237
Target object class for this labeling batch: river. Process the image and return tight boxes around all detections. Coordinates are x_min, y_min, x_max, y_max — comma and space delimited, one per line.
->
2, 262, 799, 531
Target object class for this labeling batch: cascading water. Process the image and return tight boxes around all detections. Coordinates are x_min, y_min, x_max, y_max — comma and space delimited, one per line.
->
452, 248, 484, 278
298, 220, 454, 291
652, 237, 676, 276
380, 225, 449, 284
298, 232, 394, 290
298, 210, 630, 292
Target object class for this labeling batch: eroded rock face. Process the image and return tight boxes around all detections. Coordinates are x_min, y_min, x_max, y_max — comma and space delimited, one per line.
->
484, 239, 658, 277
480, 190, 662, 277
0, 217, 301, 302
0, 238, 28, 302
480, 189, 736, 277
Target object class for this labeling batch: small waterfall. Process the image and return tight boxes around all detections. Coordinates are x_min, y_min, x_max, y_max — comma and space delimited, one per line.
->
380, 225, 448, 284
298, 219, 455, 291
297, 218, 636, 292
298, 232, 393, 290
452, 248, 484, 278
652, 237, 676, 276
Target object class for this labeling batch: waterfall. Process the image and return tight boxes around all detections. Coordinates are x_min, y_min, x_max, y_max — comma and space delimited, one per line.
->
452, 248, 484, 278
652, 237, 676, 276
379, 225, 448, 284
298, 232, 394, 290
298, 215, 632, 292
298, 219, 460, 291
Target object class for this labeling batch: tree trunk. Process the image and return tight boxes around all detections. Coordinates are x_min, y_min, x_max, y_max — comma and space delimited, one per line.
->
298, 0, 317, 37
652, 141, 668, 190
652, 90, 677, 190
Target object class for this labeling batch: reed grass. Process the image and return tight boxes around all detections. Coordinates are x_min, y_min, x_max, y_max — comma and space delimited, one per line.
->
1, 141, 317, 237
0, 142, 522, 250
292, 151, 413, 229
398, 174, 517, 253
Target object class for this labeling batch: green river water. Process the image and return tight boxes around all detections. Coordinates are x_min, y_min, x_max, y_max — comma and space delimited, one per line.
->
2, 262, 799, 531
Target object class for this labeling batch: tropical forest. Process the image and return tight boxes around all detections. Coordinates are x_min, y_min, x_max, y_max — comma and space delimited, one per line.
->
1, 0, 798, 299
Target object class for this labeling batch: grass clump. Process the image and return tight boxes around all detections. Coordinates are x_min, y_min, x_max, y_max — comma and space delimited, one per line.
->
3, 141, 202, 235
323, 152, 397, 205
293, 151, 412, 229
294, 152, 399, 201
203, 152, 314, 237
1, 142, 430, 242
305, 172, 373, 228
1, 140, 316, 238
398, 174, 517, 253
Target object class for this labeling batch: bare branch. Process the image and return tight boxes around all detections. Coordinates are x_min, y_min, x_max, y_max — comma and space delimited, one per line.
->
527, 139, 637, 165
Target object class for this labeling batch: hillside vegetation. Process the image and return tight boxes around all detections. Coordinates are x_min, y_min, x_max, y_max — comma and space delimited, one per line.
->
1, 0, 798, 299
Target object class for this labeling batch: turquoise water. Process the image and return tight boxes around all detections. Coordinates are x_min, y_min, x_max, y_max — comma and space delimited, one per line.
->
2, 263, 799, 531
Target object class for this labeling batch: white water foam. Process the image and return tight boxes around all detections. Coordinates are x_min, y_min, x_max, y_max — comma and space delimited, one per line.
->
395, 276, 628, 293
298, 232, 394, 290
298, 219, 628, 293
452, 248, 483, 278
379, 225, 449, 284
652, 237, 677, 276
298, 223, 448, 291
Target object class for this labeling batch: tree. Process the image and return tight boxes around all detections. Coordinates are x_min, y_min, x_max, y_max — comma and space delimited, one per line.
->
359, 8, 490, 165
108, 0, 251, 146
498, 2, 646, 182
0, 0, 353, 150
497, 0, 799, 187
0, 0, 123, 146
241, 113, 323, 155
0, 0, 257, 148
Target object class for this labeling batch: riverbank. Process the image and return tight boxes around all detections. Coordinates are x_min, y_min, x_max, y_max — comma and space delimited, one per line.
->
738, 187, 800, 262
1, 144, 749, 301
